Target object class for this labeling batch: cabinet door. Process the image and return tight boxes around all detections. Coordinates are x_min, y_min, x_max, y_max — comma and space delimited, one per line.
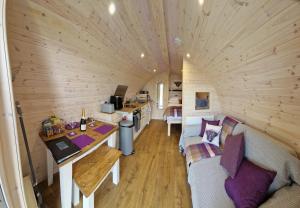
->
148, 112, 151, 123
141, 118, 145, 129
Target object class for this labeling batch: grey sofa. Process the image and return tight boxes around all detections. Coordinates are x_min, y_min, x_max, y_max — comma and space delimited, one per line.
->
181, 115, 300, 208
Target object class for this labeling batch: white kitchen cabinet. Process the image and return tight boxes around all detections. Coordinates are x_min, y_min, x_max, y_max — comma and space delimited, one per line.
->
116, 102, 151, 141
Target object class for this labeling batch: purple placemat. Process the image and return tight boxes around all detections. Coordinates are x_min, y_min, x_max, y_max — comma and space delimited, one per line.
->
94, 124, 114, 135
71, 134, 95, 149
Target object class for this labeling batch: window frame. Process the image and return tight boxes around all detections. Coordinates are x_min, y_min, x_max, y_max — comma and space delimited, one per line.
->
157, 82, 164, 109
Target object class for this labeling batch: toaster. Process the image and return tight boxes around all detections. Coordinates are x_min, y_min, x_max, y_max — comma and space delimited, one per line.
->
101, 103, 115, 114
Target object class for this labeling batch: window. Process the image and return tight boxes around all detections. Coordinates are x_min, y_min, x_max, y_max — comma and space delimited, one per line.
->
157, 82, 164, 109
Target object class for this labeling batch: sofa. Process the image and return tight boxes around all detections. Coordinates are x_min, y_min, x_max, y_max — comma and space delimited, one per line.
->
180, 115, 300, 208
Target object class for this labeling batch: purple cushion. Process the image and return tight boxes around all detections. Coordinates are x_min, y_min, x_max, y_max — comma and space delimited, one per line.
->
225, 159, 277, 208
220, 133, 245, 178
220, 116, 239, 145
200, 119, 220, 137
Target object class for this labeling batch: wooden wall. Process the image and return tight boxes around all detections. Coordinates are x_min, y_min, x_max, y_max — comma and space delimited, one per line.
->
6, 0, 165, 181
7, 0, 300, 181
143, 72, 169, 120
182, 60, 221, 124
180, 0, 300, 155
169, 73, 182, 99
0, 0, 27, 206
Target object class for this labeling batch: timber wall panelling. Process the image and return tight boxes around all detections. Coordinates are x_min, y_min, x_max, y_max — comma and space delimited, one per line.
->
6, 0, 169, 181
180, 0, 300, 155
182, 59, 221, 124
143, 72, 169, 120
0, 0, 26, 206
6, 0, 300, 182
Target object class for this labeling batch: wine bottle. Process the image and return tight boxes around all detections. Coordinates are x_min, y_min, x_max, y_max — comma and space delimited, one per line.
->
80, 108, 87, 131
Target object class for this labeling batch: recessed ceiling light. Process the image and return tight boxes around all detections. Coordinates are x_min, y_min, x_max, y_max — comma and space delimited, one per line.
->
109, 2, 116, 15
186, 53, 191, 58
140, 53, 145, 58
153, 69, 157, 72
199, 0, 204, 6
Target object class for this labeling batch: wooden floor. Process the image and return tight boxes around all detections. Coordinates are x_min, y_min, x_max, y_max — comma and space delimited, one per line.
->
39, 120, 192, 208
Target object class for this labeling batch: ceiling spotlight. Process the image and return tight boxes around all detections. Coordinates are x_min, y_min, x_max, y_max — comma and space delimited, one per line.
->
109, 2, 116, 15
199, 0, 204, 6
153, 69, 157, 72
186, 53, 191, 58
140, 53, 145, 58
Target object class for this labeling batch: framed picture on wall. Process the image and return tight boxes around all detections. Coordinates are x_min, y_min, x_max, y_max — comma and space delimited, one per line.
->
195, 92, 209, 110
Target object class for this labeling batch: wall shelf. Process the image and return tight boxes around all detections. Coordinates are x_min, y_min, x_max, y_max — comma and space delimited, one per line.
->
169, 89, 182, 92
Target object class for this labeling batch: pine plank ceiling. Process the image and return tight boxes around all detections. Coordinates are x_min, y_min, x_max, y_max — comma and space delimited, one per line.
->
57, 0, 173, 74
8, 0, 200, 75
8, 0, 300, 75
12, 0, 299, 75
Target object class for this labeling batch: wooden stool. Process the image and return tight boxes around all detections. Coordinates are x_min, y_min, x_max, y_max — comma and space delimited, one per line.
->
72, 145, 121, 208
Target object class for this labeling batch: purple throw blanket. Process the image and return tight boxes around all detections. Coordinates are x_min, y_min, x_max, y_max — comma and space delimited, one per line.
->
185, 143, 223, 166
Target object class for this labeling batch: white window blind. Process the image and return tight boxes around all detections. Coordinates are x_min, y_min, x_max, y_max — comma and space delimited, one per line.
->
157, 82, 164, 109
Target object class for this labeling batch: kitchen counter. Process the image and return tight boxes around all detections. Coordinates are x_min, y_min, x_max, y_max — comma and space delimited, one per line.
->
118, 102, 149, 113
115, 102, 151, 141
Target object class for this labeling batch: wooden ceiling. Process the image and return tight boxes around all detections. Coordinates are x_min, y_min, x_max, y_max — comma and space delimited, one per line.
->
12, 0, 294, 75
7, 0, 300, 78
179, 0, 300, 69
11, 0, 213, 75
61, 0, 172, 74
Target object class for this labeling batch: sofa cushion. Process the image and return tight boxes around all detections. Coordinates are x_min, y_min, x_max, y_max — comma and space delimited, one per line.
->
259, 184, 300, 208
188, 156, 235, 208
232, 124, 300, 193
203, 124, 222, 147
199, 119, 220, 137
225, 159, 276, 208
215, 114, 243, 125
186, 118, 300, 208
220, 133, 245, 178
231, 124, 297, 157
184, 136, 203, 148
220, 116, 239, 145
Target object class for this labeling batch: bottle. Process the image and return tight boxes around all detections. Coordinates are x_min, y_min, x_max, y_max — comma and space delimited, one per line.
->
80, 108, 87, 131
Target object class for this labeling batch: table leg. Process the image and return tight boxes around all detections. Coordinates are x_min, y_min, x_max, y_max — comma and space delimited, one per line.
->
59, 163, 72, 208
112, 159, 120, 185
72, 180, 80, 206
168, 123, 171, 137
46, 148, 53, 186
83, 193, 94, 208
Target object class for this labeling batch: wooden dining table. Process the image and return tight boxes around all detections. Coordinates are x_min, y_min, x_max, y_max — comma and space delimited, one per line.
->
39, 120, 118, 208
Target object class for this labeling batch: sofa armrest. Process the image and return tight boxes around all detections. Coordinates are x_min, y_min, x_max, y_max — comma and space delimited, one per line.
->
179, 125, 201, 152
259, 184, 300, 208
182, 124, 201, 138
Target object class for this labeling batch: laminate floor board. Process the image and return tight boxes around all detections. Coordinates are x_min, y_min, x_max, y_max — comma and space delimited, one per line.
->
39, 120, 191, 208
